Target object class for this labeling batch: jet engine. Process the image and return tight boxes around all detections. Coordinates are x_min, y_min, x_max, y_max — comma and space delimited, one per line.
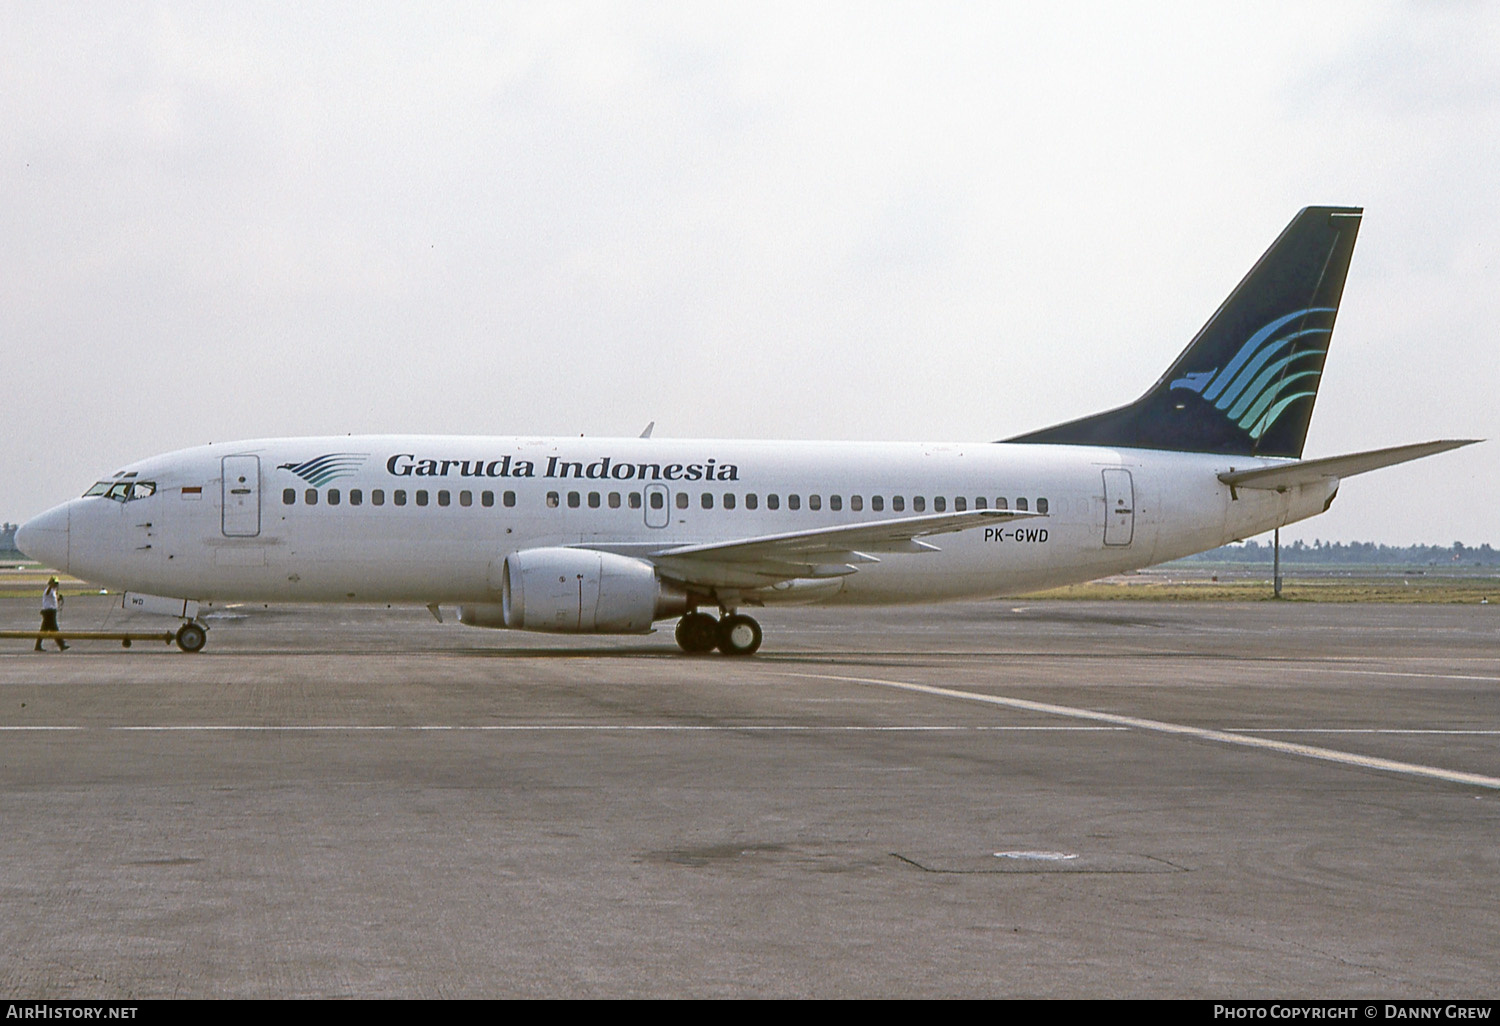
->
459, 548, 687, 634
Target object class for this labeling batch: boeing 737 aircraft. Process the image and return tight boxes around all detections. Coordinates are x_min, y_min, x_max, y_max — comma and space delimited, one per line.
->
16, 207, 1476, 654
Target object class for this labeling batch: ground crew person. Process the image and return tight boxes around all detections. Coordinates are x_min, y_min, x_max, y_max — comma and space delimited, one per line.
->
36, 577, 67, 652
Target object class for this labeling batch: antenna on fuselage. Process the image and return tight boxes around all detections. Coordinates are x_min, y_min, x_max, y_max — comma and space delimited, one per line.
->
639, 421, 655, 439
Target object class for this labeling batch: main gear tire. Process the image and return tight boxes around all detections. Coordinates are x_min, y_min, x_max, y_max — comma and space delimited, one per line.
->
715, 614, 762, 656
675, 612, 719, 654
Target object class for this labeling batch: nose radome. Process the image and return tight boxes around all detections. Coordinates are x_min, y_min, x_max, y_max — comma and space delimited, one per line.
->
15, 504, 69, 573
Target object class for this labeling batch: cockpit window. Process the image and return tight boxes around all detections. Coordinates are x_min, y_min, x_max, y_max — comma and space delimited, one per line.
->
85, 480, 156, 502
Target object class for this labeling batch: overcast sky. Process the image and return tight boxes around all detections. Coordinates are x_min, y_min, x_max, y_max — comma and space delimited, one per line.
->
3, 1, 1495, 544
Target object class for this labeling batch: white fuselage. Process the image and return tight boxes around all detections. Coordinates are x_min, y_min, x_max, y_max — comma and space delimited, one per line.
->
26, 435, 1332, 609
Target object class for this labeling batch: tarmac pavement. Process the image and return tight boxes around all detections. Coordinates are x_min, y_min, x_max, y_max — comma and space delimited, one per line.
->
0, 595, 1496, 998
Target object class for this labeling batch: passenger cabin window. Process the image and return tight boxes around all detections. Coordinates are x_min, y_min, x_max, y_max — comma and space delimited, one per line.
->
609, 492, 621, 509
305, 489, 318, 506
850, 495, 862, 512
546, 491, 559, 508
567, 492, 580, 509
995, 497, 1008, 510
1016, 497, 1028, 511
872, 496, 884, 512
913, 496, 926, 513
722, 493, 736, 510
503, 491, 516, 507
675, 492, 688, 510
649, 492, 664, 510
327, 489, 340, 506
372, 490, 385, 506
437, 490, 450, 507
700, 492, 713, 510
350, 489, 363, 506
788, 494, 801, 511
631, 493, 644, 510
283, 488, 296, 505
416, 490, 429, 507
892, 496, 905, 512
808, 494, 821, 511
829, 495, 841, 512
588, 492, 601, 509
459, 490, 472, 507
954, 496, 966, 511
394, 490, 407, 506
1037, 498, 1049, 514
767, 494, 780, 510
745, 493, 759, 510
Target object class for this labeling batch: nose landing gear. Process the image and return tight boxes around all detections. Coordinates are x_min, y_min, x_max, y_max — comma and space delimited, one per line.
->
674, 610, 762, 656
174, 622, 208, 653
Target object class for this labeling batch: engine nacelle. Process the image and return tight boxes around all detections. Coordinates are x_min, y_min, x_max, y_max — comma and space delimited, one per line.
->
460, 548, 686, 634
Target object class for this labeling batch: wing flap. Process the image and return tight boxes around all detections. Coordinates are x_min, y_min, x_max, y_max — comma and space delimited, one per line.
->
652, 556, 862, 589
653, 508, 1041, 561
648, 508, 1044, 589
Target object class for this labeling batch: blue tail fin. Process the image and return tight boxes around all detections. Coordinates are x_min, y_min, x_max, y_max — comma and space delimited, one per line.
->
1007, 206, 1362, 458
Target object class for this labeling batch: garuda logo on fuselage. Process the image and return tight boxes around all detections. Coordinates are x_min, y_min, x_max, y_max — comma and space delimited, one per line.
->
1169, 307, 1335, 440
278, 454, 369, 486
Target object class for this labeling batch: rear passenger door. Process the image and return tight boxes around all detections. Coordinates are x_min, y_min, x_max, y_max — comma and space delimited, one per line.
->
1102, 468, 1134, 546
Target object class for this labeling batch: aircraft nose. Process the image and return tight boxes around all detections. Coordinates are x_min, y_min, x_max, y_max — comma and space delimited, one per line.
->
15, 504, 69, 573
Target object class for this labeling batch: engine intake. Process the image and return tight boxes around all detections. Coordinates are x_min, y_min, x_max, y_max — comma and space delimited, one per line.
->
459, 548, 686, 634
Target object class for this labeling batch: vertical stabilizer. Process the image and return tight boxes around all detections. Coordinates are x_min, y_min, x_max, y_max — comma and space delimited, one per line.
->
1007, 206, 1362, 458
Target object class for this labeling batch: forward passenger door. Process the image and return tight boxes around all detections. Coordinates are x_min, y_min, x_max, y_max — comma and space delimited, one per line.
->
221, 455, 261, 538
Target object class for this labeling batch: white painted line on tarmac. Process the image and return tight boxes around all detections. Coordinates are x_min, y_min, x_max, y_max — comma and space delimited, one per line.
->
783, 672, 1500, 791
1230, 728, 1500, 735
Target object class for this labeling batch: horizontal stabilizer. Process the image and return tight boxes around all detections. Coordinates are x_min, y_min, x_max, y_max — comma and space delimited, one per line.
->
1217, 439, 1479, 491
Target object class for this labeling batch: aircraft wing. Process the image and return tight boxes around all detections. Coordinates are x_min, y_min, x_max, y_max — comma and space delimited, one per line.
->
1218, 439, 1479, 491
642, 508, 1045, 589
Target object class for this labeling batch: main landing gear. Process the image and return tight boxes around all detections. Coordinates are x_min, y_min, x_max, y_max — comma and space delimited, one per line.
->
674, 610, 763, 656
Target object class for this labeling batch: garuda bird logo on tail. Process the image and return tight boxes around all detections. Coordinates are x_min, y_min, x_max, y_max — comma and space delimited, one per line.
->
1169, 307, 1336, 440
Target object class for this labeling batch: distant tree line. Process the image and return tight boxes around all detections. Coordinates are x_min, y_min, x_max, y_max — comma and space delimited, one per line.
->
1180, 539, 1500, 565
0, 523, 17, 558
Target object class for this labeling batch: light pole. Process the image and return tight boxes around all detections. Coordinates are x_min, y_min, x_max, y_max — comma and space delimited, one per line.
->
1274, 528, 1283, 599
